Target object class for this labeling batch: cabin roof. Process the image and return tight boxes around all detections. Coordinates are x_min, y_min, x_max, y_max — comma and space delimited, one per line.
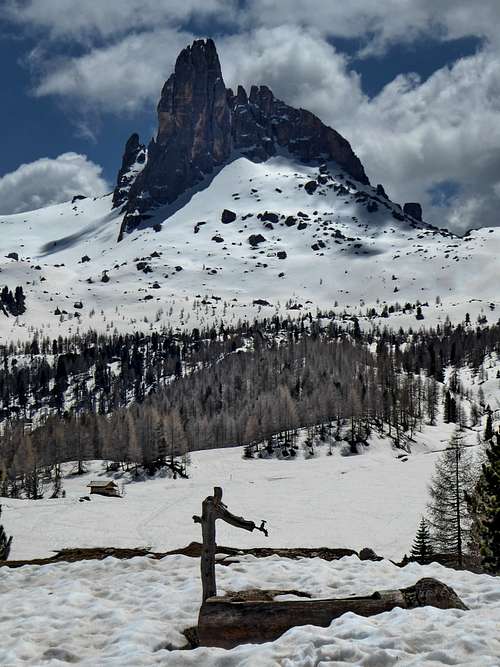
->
87, 480, 118, 488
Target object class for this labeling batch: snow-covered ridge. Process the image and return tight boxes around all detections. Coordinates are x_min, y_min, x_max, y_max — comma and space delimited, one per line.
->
0, 156, 498, 341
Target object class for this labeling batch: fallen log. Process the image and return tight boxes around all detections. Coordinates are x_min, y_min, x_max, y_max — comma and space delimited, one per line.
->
198, 577, 468, 649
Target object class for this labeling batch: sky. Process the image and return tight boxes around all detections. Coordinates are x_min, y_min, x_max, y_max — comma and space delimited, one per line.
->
1, 1, 500, 234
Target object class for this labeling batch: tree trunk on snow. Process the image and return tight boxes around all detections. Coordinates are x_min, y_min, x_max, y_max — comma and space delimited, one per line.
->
198, 578, 468, 649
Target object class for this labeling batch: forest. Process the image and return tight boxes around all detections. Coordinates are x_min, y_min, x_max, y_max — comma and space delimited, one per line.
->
0, 312, 498, 500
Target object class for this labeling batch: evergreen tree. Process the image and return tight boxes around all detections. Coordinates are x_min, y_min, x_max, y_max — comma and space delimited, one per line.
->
0, 504, 12, 560
427, 429, 476, 567
411, 517, 433, 564
484, 410, 494, 442
468, 433, 500, 573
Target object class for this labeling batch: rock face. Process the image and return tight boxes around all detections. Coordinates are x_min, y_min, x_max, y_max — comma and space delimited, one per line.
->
115, 39, 370, 240
404, 202, 423, 221
113, 133, 147, 209
228, 85, 368, 186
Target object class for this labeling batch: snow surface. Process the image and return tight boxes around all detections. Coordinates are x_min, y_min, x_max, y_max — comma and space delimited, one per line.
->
1, 553, 499, 665
2, 420, 479, 562
0, 156, 498, 340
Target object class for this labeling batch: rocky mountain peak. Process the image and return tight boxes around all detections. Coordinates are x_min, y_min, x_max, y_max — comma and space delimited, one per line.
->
115, 39, 370, 239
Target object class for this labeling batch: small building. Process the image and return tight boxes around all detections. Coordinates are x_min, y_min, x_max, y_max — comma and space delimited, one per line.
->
87, 480, 120, 497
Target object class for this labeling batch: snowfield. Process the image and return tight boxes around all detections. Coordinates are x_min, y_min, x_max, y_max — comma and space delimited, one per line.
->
0, 155, 498, 340
0, 399, 496, 665
1, 553, 499, 666
2, 421, 473, 563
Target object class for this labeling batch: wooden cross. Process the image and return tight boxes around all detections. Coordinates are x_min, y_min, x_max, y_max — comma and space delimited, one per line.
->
193, 487, 268, 601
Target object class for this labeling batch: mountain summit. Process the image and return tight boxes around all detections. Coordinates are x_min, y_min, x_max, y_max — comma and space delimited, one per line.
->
115, 38, 369, 239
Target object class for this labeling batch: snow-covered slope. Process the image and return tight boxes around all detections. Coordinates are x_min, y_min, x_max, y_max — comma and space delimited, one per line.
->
2, 418, 480, 562
2, 553, 499, 666
0, 155, 498, 340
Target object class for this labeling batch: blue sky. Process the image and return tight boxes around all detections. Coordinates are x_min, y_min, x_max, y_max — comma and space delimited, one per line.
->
1, 1, 499, 234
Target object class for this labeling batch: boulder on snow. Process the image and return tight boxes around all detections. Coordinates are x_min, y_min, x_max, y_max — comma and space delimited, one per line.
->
248, 234, 266, 247
260, 212, 279, 224
304, 181, 318, 195
359, 547, 382, 561
221, 209, 237, 224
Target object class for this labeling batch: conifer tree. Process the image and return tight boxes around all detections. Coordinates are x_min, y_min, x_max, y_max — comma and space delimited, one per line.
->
0, 504, 12, 560
411, 517, 433, 564
484, 411, 494, 442
468, 432, 500, 573
427, 429, 476, 567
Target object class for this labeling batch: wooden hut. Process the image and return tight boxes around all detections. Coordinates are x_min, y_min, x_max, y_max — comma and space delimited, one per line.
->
87, 480, 120, 497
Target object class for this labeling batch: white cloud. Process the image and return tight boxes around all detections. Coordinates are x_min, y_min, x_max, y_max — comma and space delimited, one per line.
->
32, 28, 194, 113
218, 27, 365, 121
5, 0, 235, 41
0, 153, 108, 215
5, 1, 500, 232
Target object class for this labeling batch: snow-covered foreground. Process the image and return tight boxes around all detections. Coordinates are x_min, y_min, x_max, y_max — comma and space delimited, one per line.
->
2, 423, 468, 562
1, 553, 499, 666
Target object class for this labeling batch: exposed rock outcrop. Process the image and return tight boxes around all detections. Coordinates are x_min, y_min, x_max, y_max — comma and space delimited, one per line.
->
404, 202, 423, 221
116, 39, 370, 240
113, 133, 147, 209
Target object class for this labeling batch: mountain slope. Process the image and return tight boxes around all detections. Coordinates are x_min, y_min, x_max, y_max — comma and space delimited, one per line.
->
0, 154, 498, 340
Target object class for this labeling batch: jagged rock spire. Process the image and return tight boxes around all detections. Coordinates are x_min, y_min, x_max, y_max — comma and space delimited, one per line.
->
115, 39, 370, 239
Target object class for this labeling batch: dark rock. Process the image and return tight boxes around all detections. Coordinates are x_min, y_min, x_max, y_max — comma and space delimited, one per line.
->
317, 175, 328, 185
304, 181, 318, 195
119, 40, 231, 238
367, 201, 378, 213
297, 222, 308, 230
277, 251, 287, 259
212, 235, 224, 243
175, 266, 183, 272
6, 252, 18, 261
253, 299, 272, 306
392, 210, 405, 222
221, 209, 237, 224
101, 272, 110, 283
71, 195, 86, 203
117, 39, 370, 239
248, 234, 266, 247
73, 301, 83, 309
285, 216, 296, 227
359, 547, 382, 561
403, 202, 423, 221
260, 211, 279, 224
81, 255, 91, 263
376, 184, 389, 199
112, 133, 147, 209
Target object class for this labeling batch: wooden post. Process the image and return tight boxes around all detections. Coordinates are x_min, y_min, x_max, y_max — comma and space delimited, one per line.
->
193, 487, 267, 602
